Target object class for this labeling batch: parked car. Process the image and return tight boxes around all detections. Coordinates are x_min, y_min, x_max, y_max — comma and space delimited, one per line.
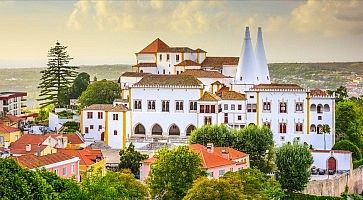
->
318, 169, 326, 175
328, 169, 336, 175
311, 166, 318, 175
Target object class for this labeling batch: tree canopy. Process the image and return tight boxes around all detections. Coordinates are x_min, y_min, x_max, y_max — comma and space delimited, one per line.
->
78, 79, 120, 108
333, 140, 362, 161
148, 146, 206, 200
188, 124, 234, 147
276, 142, 313, 193
119, 143, 148, 178
38, 42, 78, 108
68, 72, 91, 100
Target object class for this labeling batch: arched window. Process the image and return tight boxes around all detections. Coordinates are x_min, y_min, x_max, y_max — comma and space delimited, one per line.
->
186, 125, 196, 136
317, 104, 323, 113
152, 124, 163, 135
310, 104, 316, 111
324, 104, 330, 112
310, 124, 316, 132
134, 124, 145, 134
169, 124, 180, 136
140, 70, 144, 73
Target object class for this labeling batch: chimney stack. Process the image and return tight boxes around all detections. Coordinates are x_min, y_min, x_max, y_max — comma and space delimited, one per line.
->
25, 144, 31, 152
206, 143, 214, 153
221, 149, 230, 160
255, 27, 271, 84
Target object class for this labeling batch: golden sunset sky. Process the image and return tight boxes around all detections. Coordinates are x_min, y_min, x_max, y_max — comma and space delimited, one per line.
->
1, 0, 362, 68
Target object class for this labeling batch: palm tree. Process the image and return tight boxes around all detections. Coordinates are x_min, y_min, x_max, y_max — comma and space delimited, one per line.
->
321, 124, 331, 150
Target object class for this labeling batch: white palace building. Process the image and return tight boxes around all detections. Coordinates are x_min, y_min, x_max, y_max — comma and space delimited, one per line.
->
82, 27, 336, 153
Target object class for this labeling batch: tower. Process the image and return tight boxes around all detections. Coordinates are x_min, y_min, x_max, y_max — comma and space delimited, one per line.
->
235, 27, 259, 85
255, 27, 271, 84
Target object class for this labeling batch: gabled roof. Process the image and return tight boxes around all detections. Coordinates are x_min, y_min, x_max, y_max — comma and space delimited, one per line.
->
138, 38, 169, 54
58, 148, 103, 166
189, 144, 234, 168
217, 91, 246, 101
133, 75, 203, 87
214, 147, 248, 160
175, 60, 201, 67
9, 134, 51, 155
121, 72, 150, 77
83, 104, 128, 112
252, 83, 303, 90
65, 134, 84, 145
201, 57, 239, 68
181, 69, 229, 78
199, 92, 221, 101
0, 125, 19, 133
14, 152, 77, 169
132, 63, 157, 68
217, 86, 230, 93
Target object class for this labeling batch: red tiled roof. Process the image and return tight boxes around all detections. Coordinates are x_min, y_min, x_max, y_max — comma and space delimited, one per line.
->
134, 75, 203, 87
143, 157, 156, 164
138, 38, 169, 54
14, 152, 77, 169
181, 69, 228, 78
214, 147, 247, 160
199, 92, 221, 101
65, 134, 84, 145
0, 125, 19, 133
201, 57, 239, 68
121, 72, 150, 77
58, 148, 103, 166
132, 63, 157, 68
5, 115, 23, 123
175, 60, 201, 67
9, 134, 50, 155
189, 144, 234, 168
253, 83, 303, 90
217, 91, 246, 101
217, 86, 230, 93
310, 89, 329, 96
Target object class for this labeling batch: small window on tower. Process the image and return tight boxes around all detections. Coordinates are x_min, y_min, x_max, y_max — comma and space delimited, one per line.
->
267, 76, 269, 80
240, 77, 242, 81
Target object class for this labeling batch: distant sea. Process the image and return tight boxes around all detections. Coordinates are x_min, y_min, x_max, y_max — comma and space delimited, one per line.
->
0, 65, 131, 108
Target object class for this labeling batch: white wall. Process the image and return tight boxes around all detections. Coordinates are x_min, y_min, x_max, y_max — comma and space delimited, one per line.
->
82, 110, 105, 141
312, 151, 352, 172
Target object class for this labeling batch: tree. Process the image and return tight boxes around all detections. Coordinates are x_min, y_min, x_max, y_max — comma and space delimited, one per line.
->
148, 146, 206, 200
78, 79, 120, 108
276, 142, 313, 192
233, 125, 275, 173
335, 101, 363, 147
68, 72, 91, 100
321, 124, 331, 150
81, 170, 148, 200
333, 140, 362, 161
188, 124, 234, 147
119, 143, 148, 178
38, 42, 78, 107
327, 86, 348, 103
183, 177, 245, 200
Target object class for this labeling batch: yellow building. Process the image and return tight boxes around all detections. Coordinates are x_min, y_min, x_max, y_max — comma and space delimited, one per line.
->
0, 125, 22, 147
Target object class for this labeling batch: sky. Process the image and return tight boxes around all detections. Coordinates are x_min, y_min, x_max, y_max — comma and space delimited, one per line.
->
0, 0, 363, 68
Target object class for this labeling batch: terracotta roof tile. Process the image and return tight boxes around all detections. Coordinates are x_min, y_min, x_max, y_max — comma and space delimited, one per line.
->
138, 38, 169, 53
14, 152, 77, 169
214, 147, 247, 160
181, 69, 228, 78
201, 57, 239, 68
84, 104, 128, 112
158, 47, 198, 53
0, 125, 19, 133
9, 134, 51, 155
121, 72, 150, 77
134, 75, 203, 87
199, 92, 221, 101
189, 144, 234, 168
58, 148, 103, 166
175, 60, 201, 67
132, 63, 157, 68
310, 89, 328, 96
217, 91, 246, 101
65, 134, 84, 145
253, 83, 303, 90
217, 86, 230, 93
211, 81, 222, 85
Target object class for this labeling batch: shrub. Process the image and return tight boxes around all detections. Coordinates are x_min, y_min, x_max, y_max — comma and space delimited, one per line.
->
332, 140, 362, 160
283, 193, 342, 200
353, 159, 363, 169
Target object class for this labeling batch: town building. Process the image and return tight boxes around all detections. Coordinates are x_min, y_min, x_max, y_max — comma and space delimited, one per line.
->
48, 108, 80, 133
0, 92, 27, 116
0, 125, 21, 148
140, 143, 249, 181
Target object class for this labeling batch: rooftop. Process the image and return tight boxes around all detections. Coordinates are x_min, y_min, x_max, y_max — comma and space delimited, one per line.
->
214, 147, 248, 160
138, 38, 169, 54
189, 144, 234, 168
181, 69, 229, 78
217, 91, 246, 101
201, 57, 239, 68
133, 74, 203, 88
174, 60, 201, 67
252, 83, 304, 90
310, 89, 329, 97
14, 152, 77, 169
58, 147, 103, 166
0, 92, 27, 100
132, 63, 157, 68
121, 72, 150, 77
83, 104, 128, 112
0, 125, 19, 133
199, 92, 222, 101
9, 134, 52, 155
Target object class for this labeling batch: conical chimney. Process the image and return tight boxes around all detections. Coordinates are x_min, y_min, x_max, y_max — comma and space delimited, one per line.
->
235, 27, 259, 85
255, 27, 271, 84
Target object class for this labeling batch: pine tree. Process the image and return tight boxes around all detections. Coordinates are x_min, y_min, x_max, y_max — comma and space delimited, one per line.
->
38, 42, 78, 107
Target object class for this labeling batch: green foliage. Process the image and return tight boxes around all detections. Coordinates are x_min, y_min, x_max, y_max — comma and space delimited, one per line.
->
333, 140, 362, 160
57, 110, 74, 119
148, 146, 206, 200
353, 159, 363, 169
61, 121, 80, 133
119, 143, 148, 177
183, 177, 246, 200
233, 125, 275, 173
36, 104, 55, 122
335, 101, 363, 147
38, 42, 78, 108
78, 79, 120, 108
81, 170, 148, 200
68, 72, 91, 100
276, 142, 313, 193
327, 86, 348, 103
188, 124, 234, 147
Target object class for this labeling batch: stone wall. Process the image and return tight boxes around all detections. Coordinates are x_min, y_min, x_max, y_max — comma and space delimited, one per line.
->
304, 166, 363, 196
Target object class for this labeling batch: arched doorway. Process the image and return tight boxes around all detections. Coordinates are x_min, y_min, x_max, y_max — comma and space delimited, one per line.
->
134, 124, 145, 135
186, 125, 196, 136
328, 157, 337, 172
169, 124, 180, 136
152, 124, 163, 135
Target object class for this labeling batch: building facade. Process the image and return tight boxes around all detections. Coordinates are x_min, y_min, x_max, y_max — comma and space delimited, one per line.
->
0, 92, 27, 116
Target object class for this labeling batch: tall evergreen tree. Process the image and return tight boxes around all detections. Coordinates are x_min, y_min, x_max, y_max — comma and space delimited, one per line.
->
38, 42, 78, 107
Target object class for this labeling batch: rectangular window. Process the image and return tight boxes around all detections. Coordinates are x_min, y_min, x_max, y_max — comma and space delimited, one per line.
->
280, 102, 287, 113
162, 100, 170, 112
134, 100, 142, 110
90, 125, 94, 129
114, 130, 117, 135
72, 164, 75, 174
211, 105, 215, 113
167, 54, 170, 61
250, 95, 254, 99
204, 116, 212, 125
176, 54, 180, 62
224, 104, 228, 110
318, 116, 322, 120
237, 115, 242, 121
218, 104, 222, 112
113, 114, 118, 120
205, 105, 210, 113
247, 104, 257, 112
159, 54, 162, 61
85, 127, 89, 134
295, 123, 303, 132
87, 112, 93, 119
231, 104, 235, 110
219, 169, 225, 176
200, 105, 205, 113
190, 101, 197, 111
209, 172, 214, 178
263, 102, 271, 111
98, 125, 102, 130
295, 102, 303, 112
63, 167, 67, 176
176, 100, 184, 111
148, 100, 156, 111
238, 104, 242, 110
279, 123, 287, 133
54, 169, 58, 175
97, 112, 103, 119
224, 113, 228, 124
